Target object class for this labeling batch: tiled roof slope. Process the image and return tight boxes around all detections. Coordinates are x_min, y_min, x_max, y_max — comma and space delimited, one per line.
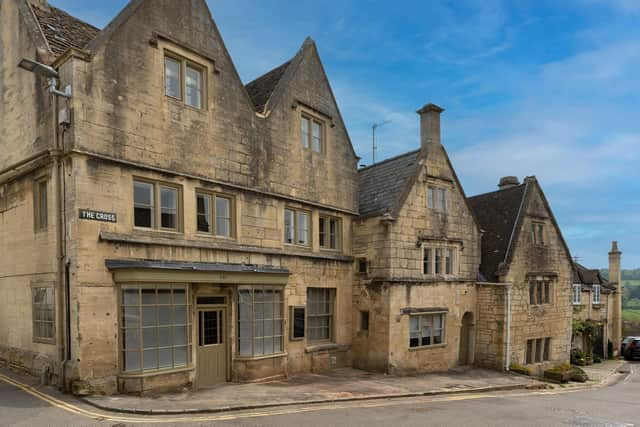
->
573, 262, 613, 290
467, 184, 527, 282
358, 150, 421, 218
244, 60, 291, 113
30, 4, 100, 57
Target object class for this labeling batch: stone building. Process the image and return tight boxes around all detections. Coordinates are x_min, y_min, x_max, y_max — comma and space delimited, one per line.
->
1, 0, 358, 394
571, 242, 623, 359
0, 0, 619, 396
467, 176, 575, 374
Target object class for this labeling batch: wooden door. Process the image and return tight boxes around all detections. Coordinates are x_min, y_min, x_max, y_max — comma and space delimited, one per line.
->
196, 308, 226, 386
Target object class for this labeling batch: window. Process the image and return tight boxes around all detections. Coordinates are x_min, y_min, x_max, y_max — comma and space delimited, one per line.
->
32, 286, 54, 342
357, 258, 368, 274
34, 179, 48, 231
427, 186, 447, 212
284, 208, 310, 246
121, 285, 191, 373
360, 311, 370, 332
164, 53, 205, 109
301, 114, 324, 153
319, 215, 340, 250
573, 284, 582, 305
134, 179, 181, 231
532, 222, 545, 245
185, 65, 203, 108
525, 337, 551, 364
238, 287, 284, 357
307, 288, 335, 342
592, 284, 601, 304
409, 313, 445, 348
529, 279, 551, 305
164, 56, 181, 99
196, 192, 234, 237
423, 245, 458, 276
290, 306, 305, 340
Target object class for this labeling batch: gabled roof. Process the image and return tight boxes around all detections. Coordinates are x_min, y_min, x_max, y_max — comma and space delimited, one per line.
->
29, 3, 100, 57
245, 60, 292, 113
358, 150, 421, 218
467, 184, 527, 282
573, 262, 614, 291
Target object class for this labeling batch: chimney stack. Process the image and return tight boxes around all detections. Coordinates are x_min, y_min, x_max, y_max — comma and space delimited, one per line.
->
609, 241, 623, 355
417, 103, 444, 150
498, 176, 520, 190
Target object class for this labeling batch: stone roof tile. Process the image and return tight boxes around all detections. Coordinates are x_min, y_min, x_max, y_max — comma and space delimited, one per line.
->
31, 4, 100, 57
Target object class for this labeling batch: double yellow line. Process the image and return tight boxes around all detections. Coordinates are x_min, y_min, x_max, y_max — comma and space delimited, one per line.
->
0, 372, 604, 424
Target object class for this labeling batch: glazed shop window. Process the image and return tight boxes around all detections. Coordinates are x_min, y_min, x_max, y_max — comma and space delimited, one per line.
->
284, 208, 310, 246
196, 192, 234, 237
238, 287, 284, 357
307, 288, 335, 341
32, 286, 55, 342
121, 285, 191, 373
133, 179, 181, 231
409, 313, 445, 348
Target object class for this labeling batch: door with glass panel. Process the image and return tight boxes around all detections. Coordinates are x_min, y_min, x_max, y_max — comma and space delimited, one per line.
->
197, 308, 226, 386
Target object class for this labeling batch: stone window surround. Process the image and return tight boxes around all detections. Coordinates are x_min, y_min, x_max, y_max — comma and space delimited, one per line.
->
525, 337, 551, 364
284, 206, 312, 247
427, 184, 449, 213
32, 282, 55, 344
318, 214, 341, 251
408, 312, 447, 350
195, 189, 236, 239
298, 107, 328, 155
133, 177, 183, 232
33, 174, 49, 232
422, 243, 459, 277
528, 277, 553, 306
531, 221, 545, 246
163, 48, 208, 111
306, 287, 336, 343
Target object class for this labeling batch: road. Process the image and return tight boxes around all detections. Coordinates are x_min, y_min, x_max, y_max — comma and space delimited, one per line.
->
0, 363, 637, 427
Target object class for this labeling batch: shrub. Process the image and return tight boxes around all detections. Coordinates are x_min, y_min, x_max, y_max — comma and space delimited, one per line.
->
593, 354, 602, 363
571, 349, 586, 366
570, 366, 588, 382
509, 364, 531, 376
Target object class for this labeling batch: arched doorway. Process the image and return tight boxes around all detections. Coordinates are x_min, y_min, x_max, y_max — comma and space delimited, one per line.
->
459, 312, 474, 366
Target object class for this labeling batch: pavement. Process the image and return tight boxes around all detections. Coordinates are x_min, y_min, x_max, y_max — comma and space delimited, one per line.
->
82, 366, 547, 415
0, 361, 633, 426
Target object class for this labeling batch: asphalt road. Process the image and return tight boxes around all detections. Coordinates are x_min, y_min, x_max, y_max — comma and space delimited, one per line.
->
0, 363, 637, 427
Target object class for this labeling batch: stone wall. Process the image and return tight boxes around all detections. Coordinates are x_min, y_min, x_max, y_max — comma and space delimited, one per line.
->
475, 284, 507, 370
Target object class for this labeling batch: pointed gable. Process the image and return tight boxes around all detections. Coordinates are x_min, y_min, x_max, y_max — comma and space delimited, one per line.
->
468, 184, 527, 281
29, 3, 100, 58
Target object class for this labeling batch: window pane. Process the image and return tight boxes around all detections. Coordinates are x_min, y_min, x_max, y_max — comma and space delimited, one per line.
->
123, 306, 140, 328
423, 248, 431, 274
142, 289, 156, 305
158, 307, 172, 326
319, 217, 326, 247
123, 288, 139, 306
158, 348, 173, 368
158, 289, 172, 305
239, 339, 252, 356
284, 209, 294, 243
173, 288, 186, 305
329, 219, 338, 249
185, 65, 202, 109
301, 117, 310, 148
165, 56, 181, 99
142, 306, 157, 327
297, 212, 309, 245
134, 181, 154, 228
174, 305, 187, 324
143, 328, 157, 348
427, 187, 434, 209
312, 121, 322, 152
124, 351, 141, 372
435, 249, 442, 274
160, 187, 178, 229
143, 349, 158, 370
215, 196, 231, 237
173, 325, 187, 345
197, 194, 211, 233
445, 249, 453, 274
438, 189, 446, 211
174, 346, 187, 367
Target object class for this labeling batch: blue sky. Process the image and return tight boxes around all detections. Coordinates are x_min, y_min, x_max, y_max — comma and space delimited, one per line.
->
51, 0, 640, 269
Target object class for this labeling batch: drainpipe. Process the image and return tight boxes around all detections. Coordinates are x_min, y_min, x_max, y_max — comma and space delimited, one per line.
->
505, 283, 512, 371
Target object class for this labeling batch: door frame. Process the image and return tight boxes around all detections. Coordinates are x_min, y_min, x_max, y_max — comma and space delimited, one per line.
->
195, 294, 230, 387
459, 311, 475, 366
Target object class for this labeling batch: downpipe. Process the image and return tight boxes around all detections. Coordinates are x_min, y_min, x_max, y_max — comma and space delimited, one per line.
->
505, 284, 512, 371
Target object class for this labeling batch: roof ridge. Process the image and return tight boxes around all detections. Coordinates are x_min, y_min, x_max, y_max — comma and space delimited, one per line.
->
467, 183, 526, 199
358, 149, 421, 172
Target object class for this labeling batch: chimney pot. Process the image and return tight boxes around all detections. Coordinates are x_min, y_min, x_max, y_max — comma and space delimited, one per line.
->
498, 176, 520, 190
417, 103, 444, 150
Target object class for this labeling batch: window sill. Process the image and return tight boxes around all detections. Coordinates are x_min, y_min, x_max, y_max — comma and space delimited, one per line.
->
305, 343, 340, 353
234, 352, 288, 362
284, 243, 312, 249
119, 365, 194, 379
132, 227, 183, 237
195, 232, 236, 241
33, 338, 56, 345
592, 304, 603, 309
408, 342, 447, 352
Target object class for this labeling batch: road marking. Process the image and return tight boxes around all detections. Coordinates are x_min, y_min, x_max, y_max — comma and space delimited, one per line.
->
0, 371, 632, 424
